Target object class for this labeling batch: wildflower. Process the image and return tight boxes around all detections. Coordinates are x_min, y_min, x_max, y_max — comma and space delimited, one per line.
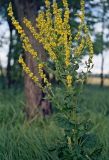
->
74, 38, 85, 56
65, 45, 70, 66
8, 0, 93, 91
80, 0, 85, 21
62, 0, 72, 66
36, 9, 57, 61
7, 3, 38, 58
84, 25, 94, 58
66, 75, 72, 87
18, 57, 42, 88
23, 17, 39, 39
74, 0, 85, 42
45, 0, 50, 8
53, 1, 63, 34
38, 63, 51, 87
86, 35, 94, 59
7, 2, 13, 17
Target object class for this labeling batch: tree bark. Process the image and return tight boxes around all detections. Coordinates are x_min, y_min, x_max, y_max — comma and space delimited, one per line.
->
11, 0, 51, 118
100, 1, 105, 87
101, 53, 104, 87
6, 19, 13, 88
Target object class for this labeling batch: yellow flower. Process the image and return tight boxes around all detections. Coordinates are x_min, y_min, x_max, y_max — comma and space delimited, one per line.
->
53, 2, 62, 29
84, 25, 94, 58
65, 46, 70, 66
45, 0, 50, 8
74, 0, 85, 42
74, 38, 85, 56
7, 2, 13, 17
66, 75, 72, 87
61, 0, 72, 66
8, 0, 93, 91
86, 35, 94, 59
18, 57, 42, 87
38, 63, 51, 88
7, 3, 38, 58
36, 9, 57, 61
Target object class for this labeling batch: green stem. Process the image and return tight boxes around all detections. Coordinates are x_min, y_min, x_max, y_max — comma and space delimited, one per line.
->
72, 96, 78, 145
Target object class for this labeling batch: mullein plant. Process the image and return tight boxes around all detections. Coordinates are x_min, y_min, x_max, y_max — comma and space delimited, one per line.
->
7, 0, 97, 159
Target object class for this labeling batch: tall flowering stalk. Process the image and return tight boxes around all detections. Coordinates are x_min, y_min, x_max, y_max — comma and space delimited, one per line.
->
7, 0, 93, 91
8, 0, 94, 158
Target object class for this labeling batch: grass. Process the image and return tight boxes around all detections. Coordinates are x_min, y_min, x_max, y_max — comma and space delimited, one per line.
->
80, 85, 109, 114
0, 89, 63, 160
0, 85, 109, 159
80, 85, 109, 159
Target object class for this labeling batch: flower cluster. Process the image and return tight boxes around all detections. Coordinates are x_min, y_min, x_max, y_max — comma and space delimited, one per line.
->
74, 0, 85, 42
84, 25, 94, 58
23, 17, 39, 40
7, 0, 93, 89
63, 0, 71, 66
37, 8, 57, 61
80, 0, 85, 21
38, 63, 51, 88
45, 0, 50, 8
74, 38, 85, 56
23, 12, 57, 61
66, 75, 72, 87
18, 57, 42, 88
53, 0, 72, 66
86, 35, 94, 59
73, 0, 94, 59
7, 3, 38, 58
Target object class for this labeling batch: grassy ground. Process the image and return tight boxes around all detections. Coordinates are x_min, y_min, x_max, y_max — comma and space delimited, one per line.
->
0, 89, 64, 160
0, 85, 109, 159
80, 85, 109, 159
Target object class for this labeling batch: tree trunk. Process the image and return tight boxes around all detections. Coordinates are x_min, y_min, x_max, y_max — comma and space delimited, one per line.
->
11, 0, 51, 118
100, 53, 104, 87
0, 59, 5, 89
6, 19, 13, 88
0, 58, 3, 76
100, 1, 105, 87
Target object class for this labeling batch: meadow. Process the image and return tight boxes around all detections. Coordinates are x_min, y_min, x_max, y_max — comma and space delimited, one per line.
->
0, 85, 109, 160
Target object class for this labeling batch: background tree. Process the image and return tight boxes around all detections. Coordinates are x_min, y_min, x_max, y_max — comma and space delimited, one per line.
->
10, 0, 52, 118
0, 0, 23, 88
86, 0, 109, 86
